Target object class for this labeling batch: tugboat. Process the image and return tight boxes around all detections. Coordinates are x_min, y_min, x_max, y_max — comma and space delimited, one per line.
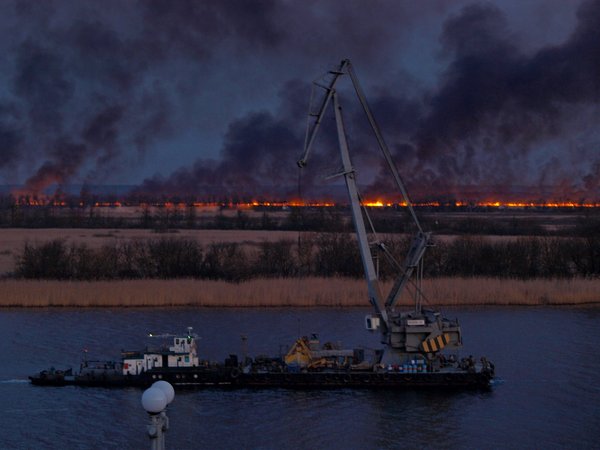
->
30, 327, 235, 388
30, 60, 494, 390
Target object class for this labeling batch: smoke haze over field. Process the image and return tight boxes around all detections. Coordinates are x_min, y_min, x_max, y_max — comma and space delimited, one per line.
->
0, 0, 599, 202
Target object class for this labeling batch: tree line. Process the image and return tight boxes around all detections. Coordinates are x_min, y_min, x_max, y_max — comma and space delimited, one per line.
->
14, 234, 600, 281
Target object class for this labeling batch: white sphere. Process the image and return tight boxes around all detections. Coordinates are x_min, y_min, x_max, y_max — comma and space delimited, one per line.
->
152, 380, 175, 405
142, 387, 167, 413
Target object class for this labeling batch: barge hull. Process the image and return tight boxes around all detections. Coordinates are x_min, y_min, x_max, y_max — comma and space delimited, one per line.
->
30, 369, 493, 389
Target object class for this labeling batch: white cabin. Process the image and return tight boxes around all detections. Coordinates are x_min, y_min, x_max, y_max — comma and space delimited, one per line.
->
122, 331, 200, 376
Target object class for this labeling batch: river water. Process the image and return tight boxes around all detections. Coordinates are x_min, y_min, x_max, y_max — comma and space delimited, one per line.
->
1, 306, 599, 449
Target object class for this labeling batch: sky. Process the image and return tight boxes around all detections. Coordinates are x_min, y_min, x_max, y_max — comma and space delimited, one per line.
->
0, 0, 599, 202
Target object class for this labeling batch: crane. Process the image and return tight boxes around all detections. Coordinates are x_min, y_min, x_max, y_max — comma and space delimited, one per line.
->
297, 59, 462, 365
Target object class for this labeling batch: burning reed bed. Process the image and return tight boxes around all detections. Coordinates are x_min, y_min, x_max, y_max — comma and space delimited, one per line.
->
0, 277, 598, 308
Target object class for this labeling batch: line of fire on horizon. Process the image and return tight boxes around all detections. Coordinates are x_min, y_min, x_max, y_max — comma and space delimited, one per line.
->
9, 197, 600, 209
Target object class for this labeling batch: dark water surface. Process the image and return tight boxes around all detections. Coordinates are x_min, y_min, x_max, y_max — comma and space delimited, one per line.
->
1, 306, 599, 449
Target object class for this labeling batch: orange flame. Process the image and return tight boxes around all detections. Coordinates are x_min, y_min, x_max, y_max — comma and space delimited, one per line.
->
9, 197, 600, 209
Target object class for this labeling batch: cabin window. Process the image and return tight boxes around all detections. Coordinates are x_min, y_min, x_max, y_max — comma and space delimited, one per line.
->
185, 356, 189, 363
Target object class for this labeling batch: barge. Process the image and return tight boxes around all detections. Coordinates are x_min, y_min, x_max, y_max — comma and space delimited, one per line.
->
30, 328, 494, 389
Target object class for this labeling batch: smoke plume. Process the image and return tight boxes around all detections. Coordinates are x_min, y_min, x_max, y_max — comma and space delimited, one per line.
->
0, 0, 598, 202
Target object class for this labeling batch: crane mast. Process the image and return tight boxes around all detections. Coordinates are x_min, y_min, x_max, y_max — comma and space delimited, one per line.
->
298, 59, 462, 364
331, 91, 389, 329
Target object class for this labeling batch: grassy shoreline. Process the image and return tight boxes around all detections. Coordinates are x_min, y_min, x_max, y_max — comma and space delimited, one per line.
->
0, 277, 598, 307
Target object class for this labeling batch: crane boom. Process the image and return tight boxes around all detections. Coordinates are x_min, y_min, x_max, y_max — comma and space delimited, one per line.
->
331, 92, 389, 328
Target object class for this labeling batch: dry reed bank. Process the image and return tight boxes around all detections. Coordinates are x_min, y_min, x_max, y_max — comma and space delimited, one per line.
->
1, 277, 598, 308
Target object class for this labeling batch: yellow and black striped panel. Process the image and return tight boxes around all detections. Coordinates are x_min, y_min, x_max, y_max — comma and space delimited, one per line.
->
421, 333, 450, 353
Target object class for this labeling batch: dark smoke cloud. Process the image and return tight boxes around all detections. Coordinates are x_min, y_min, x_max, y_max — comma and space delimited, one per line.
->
362, 0, 600, 201
135, 75, 367, 201
583, 161, 600, 192
3, 3, 174, 194
140, 1, 600, 202
4, 0, 291, 194
138, 108, 305, 200
20, 139, 86, 194
14, 41, 73, 135
0, 103, 23, 169
1, 0, 597, 202
140, 0, 285, 56
5, 0, 402, 195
